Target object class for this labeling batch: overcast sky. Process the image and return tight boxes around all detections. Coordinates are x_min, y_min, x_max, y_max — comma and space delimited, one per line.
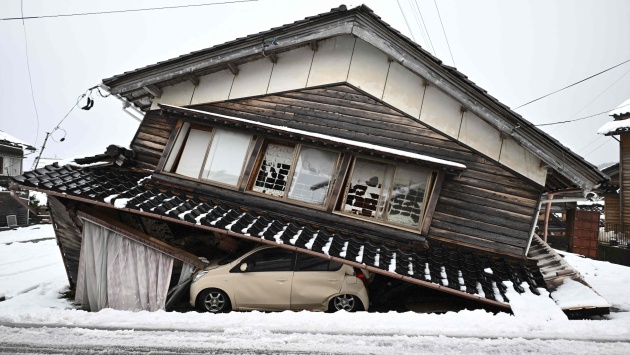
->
1, 0, 629, 170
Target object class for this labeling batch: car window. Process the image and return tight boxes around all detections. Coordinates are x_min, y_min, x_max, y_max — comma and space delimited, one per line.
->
296, 253, 343, 271
240, 248, 296, 272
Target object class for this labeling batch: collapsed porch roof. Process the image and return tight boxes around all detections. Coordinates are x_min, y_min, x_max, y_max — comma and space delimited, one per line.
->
12, 161, 548, 310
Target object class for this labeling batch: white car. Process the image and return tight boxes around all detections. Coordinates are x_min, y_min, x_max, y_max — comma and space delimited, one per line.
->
190, 246, 369, 313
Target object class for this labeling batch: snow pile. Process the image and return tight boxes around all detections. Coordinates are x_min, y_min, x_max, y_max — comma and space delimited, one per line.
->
1, 225, 630, 350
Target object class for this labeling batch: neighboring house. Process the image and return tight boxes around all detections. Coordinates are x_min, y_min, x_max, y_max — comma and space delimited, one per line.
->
0, 130, 35, 227
596, 98, 630, 265
11, 5, 610, 316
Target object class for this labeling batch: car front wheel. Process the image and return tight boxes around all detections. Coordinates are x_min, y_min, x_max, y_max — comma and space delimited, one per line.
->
197, 289, 231, 313
328, 294, 362, 312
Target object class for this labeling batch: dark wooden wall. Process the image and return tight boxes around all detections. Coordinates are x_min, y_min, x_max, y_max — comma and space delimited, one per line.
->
0, 193, 29, 227
48, 196, 83, 287
135, 84, 542, 257
621, 134, 630, 226
130, 112, 177, 170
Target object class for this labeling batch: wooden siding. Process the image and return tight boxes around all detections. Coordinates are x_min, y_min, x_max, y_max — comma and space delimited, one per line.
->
182, 84, 542, 257
130, 111, 177, 170
47, 196, 83, 287
604, 193, 620, 226
622, 134, 630, 225
0, 193, 28, 227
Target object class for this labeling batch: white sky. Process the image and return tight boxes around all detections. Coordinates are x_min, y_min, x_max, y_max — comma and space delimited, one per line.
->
1, 0, 629, 170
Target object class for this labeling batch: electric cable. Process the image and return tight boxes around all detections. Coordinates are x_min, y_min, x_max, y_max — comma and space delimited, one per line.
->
20, 0, 40, 146
1, 0, 257, 21
534, 103, 630, 127
433, 0, 456, 67
514, 58, 630, 109
412, 0, 435, 54
583, 138, 614, 158
397, 0, 417, 42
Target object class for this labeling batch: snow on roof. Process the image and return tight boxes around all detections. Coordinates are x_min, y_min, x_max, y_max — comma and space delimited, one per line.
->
609, 98, 630, 117
162, 105, 467, 170
551, 278, 610, 310
597, 118, 630, 135
0, 130, 35, 151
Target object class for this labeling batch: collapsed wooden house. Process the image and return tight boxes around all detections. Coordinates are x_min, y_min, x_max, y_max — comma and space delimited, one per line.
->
11, 5, 611, 315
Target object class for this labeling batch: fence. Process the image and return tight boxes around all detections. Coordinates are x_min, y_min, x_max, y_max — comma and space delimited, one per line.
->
599, 223, 630, 247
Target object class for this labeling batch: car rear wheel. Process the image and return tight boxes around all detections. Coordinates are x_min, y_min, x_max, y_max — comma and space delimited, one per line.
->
328, 294, 362, 312
197, 289, 231, 313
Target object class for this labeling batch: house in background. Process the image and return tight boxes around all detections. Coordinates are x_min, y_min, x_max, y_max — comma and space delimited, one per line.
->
11, 5, 610, 316
596, 99, 630, 265
0, 131, 36, 228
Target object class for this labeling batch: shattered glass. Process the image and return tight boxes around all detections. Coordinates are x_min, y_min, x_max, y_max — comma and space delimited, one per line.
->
288, 147, 337, 205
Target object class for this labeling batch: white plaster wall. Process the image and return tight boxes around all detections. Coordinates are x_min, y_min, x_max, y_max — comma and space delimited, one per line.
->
190, 70, 235, 105
228, 58, 274, 100
419, 85, 463, 138
267, 46, 315, 94
458, 111, 502, 161
346, 38, 390, 99
307, 35, 355, 87
381, 62, 425, 118
151, 81, 195, 109
499, 138, 547, 186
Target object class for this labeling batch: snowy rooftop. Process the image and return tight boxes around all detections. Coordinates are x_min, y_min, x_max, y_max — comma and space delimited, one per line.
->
0, 130, 35, 151
609, 98, 630, 117
597, 118, 630, 135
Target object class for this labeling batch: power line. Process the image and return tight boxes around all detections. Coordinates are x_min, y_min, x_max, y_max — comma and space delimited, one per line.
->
534, 103, 630, 127
20, 0, 40, 147
583, 137, 614, 158
514, 58, 630, 109
412, 0, 436, 54
397, 0, 417, 42
1, 0, 257, 21
433, 0, 456, 67
576, 135, 604, 154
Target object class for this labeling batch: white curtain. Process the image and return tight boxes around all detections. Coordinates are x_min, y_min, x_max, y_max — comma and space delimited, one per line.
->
75, 220, 174, 312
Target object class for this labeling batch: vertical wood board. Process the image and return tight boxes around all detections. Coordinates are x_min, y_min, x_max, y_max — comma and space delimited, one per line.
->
190, 69, 235, 105
228, 58, 274, 100
307, 35, 356, 87
381, 62, 425, 118
346, 38, 390, 99
267, 46, 314, 94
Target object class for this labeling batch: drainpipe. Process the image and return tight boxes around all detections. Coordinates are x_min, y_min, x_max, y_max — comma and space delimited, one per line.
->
543, 193, 555, 243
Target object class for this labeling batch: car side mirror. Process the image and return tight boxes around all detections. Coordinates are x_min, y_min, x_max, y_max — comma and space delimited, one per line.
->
240, 262, 248, 272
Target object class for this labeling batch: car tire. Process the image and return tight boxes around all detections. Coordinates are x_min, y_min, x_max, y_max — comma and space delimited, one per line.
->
196, 288, 232, 313
328, 294, 362, 312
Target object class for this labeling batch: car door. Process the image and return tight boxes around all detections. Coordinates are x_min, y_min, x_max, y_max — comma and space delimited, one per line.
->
230, 247, 296, 311
291, 253, 344, 310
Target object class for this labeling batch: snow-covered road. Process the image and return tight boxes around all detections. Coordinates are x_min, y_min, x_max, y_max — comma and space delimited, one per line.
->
1, 322, 629, 355
1, 225, 630, 354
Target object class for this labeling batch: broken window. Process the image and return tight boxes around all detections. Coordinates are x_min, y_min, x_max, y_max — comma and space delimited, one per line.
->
341, 158, 434, 229
165, 124, 253, 186
251, 143, 339, 206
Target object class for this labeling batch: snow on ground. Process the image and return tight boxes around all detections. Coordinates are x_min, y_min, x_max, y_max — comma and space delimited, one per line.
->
1, 225, 629, 354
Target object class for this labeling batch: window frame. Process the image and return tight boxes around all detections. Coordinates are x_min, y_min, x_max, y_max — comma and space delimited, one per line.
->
246, 139, 343, 209
162, 122, 256, 189
337, 156, 438, 232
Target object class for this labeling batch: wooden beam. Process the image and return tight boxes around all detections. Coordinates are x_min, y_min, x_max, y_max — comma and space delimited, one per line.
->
144, 84, 162, 98
421, 171, 445, 235
268, 52, 278, 64
77, 207, 206, 269
310, 40, 318, 51
188, 74, 200, 86
227, 62, 239, 76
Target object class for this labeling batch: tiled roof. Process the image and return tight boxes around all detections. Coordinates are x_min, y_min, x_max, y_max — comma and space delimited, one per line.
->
12, 161, 546, 307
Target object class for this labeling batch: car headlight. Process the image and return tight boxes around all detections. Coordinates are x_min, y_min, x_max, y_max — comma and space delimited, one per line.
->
192, 270, 209, 283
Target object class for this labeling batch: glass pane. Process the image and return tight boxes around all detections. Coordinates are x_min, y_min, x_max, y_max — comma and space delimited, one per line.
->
343, 159, 390, 218
164, 122, 190, 172
201, 129, 252, 186
252, 143, 295, 197
243, 248, 295, 272
174, 128, 212, 178
288, 147, 337, 205
386, 164, 430, 227
296, 253, 330, 271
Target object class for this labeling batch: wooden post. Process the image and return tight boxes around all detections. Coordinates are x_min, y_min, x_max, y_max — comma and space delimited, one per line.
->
543, 193, 555, 243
